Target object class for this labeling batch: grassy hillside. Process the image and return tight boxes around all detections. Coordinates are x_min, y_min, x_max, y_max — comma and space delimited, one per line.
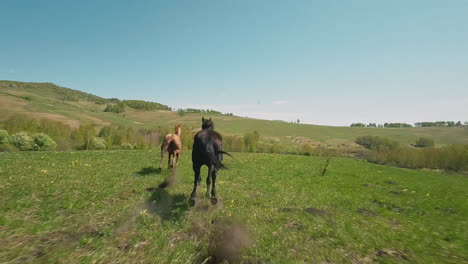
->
1, 80, 468, 151
1, 151, 466, 263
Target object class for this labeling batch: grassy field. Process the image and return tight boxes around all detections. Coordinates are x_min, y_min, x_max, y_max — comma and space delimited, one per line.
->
1, 151, 467, 263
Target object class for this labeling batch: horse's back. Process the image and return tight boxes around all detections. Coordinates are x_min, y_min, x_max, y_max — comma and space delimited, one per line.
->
192, 130, 223, 166
162, 133, 182, 153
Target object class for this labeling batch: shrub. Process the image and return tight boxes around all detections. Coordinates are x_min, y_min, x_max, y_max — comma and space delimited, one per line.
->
121, 143, 134, 150
104, 103, 125, 113
356, 136, 399, 150
90, 137, 107, 150
0, 130, 13, 151
10, 132, 34, 150
3, 114, 73, 150
32, 133, 57, 151
415, 137, 434, 148
0, 130, 9, 145
224, 135, 245, 152
244, 131, 260, 153
301, 143, 314, 156
122, 100, 171, 111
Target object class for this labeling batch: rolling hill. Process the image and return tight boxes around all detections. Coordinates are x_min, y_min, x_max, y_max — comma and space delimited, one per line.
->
1, 80, 468, 152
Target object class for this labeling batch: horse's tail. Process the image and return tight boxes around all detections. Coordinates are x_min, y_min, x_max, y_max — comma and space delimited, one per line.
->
202, 137, 225, 170
161, 136, 172, 154
217, 150, 232, 157
217, 151, 233, 170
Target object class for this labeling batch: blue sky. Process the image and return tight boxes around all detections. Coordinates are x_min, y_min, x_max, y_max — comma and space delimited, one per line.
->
1, 0, 467, 126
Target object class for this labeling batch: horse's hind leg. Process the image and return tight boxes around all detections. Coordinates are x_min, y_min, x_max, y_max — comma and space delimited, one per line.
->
175, 153, 180, 166
210, 169, 218, 205
159, 152, 164, 169
206, 165, 214, 199
168, 153, 173, 168
189, 164, 201, 207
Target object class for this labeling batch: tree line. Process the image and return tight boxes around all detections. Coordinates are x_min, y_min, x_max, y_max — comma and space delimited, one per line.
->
351, 121, 467, 128
176, 108, 234, 117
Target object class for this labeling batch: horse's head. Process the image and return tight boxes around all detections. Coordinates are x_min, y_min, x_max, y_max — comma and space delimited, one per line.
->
201, 117, 214, 130
175, 124, 182, 136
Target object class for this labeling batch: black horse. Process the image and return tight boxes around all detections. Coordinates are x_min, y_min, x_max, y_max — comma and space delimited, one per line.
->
189, 117, 231, 206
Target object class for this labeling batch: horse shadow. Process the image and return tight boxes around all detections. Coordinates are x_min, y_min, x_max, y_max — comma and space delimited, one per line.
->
144, 186, 188, 223
137, 166, 162, 176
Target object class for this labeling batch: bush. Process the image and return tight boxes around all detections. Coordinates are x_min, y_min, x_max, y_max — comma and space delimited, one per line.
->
122, 100, 171, 111
121, 143, 134, 150
90, 137, 107, 150
301, 143, 314, 156
10, 132, 34, 150
356, 136, 399, 150
32, 133, 57, 151
223, 135, 245, 152
104, 103, 125, 113
415, 137, 434, 148
244, 131, 260, 153
3, 114, 73, 150
0, 130, 13, 151
0, 130, 9, 145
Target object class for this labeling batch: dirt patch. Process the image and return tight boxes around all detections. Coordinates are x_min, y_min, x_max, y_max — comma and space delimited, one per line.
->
362, 183, 385, 189
434, 207, 457, 215
81, 115, 111, 127
189, 219, 210, 239
158, 168, 178, 188
304, 207, 328, 216
195, 199, 213, 212
278, 207, 295, 213
374, 248, 412, 261
356, 208, 378, 216
389, 190, 403, 195
0, 94, 28, 115
284, 221, 303, 231
208, 217, 253, 264
31, 112, 80, 129
168, 232, 190, 248
371, 200, 403, 213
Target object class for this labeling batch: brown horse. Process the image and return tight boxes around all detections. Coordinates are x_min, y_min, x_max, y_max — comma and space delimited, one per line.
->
159, 124, 182, 169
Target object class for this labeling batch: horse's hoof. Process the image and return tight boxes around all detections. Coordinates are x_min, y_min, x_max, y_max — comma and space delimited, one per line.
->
210, 197, 218, 205
188, 198, 196, 207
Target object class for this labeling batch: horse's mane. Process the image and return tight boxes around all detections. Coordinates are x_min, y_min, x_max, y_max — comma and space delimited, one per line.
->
174, 124, 182, 136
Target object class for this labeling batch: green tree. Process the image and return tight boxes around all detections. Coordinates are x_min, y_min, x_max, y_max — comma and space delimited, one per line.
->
32, 133, 57, 151
244, 131, 260, 152
350, 123, 366, 127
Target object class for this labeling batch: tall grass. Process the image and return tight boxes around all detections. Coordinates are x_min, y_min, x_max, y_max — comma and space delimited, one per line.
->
368, 145, 468, 172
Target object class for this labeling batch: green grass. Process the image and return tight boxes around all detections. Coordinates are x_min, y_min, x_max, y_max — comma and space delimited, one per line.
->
1, 151, 466, 263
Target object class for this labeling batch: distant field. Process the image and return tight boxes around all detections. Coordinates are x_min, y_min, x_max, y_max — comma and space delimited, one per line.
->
1, 151, 466, 263
2, 80, 468, 152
